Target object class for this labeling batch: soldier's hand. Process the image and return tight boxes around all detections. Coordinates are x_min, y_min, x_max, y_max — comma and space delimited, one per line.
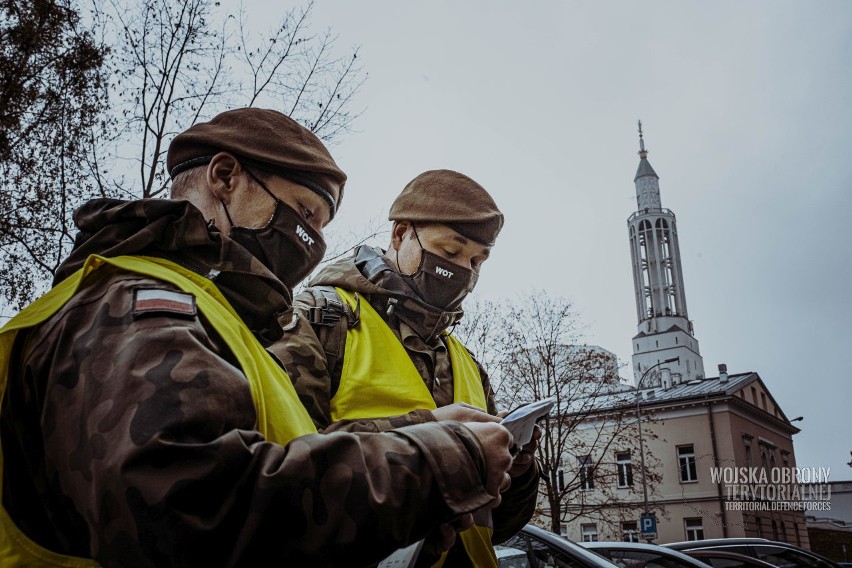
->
462, 422, 514, 508
432, 402, 500, 424
508, 424, 540, 477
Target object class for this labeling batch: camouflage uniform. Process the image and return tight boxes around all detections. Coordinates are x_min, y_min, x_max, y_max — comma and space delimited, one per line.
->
271, 245, 538, 567
1, 199, 501, 567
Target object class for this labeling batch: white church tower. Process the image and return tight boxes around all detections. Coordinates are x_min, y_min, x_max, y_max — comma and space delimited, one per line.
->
628, 122, 705, 387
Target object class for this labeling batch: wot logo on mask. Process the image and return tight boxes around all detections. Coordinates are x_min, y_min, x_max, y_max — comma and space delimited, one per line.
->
435, 266, 454, 278
295, 225, 314, 246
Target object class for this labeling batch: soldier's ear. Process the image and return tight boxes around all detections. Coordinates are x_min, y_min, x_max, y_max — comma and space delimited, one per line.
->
390, 221, 412, 251
206, 152, 245, 204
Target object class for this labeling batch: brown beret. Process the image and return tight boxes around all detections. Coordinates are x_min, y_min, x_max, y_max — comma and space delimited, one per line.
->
388, 169, 503, 246
166, 108, 347, 215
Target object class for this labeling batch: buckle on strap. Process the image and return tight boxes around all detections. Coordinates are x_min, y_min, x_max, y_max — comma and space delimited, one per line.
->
306, 289, 360, 328
306, 297, 344, 327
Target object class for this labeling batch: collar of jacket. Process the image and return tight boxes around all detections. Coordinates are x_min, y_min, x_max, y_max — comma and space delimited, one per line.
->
312, 245, 464, 342
56, 198, 292, 343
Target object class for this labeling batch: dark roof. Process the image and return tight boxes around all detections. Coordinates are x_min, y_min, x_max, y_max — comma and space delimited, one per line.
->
634, 157, 659, 181
567, 372, 759, 414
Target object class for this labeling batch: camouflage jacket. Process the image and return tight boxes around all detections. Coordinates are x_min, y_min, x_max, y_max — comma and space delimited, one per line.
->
270, 246, 538, 565
1, 200, 501, 568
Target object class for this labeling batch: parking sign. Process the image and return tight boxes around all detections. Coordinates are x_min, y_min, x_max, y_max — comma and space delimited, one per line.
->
640, 513, 657, 539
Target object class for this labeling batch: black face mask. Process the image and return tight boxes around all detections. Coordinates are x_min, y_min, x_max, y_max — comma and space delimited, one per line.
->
398, 226, 477, 310
223, 173, 326, 289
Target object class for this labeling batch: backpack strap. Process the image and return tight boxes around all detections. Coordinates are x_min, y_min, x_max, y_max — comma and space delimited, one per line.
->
304, 286, 360, 329
299, 286, 362, 397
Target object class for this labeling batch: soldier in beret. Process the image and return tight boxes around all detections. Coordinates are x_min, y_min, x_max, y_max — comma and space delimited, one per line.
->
0, 111, 515, 567
273, 170, 539, 567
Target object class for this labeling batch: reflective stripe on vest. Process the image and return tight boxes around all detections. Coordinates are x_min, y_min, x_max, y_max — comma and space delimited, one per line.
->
0, 255, 317, 566
331, 288, 498, 568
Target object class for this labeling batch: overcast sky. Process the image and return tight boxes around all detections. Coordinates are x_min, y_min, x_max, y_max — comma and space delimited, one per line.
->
268, 1, 852, 479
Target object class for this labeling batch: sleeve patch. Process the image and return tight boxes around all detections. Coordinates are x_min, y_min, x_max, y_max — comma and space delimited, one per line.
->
133, 288, 197, 318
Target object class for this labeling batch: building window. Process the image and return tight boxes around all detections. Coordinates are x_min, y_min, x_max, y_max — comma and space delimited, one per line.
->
578, 455, 595, 490
759, 441, 777, 471
622, 522, 639, 542
756, 517, 763, 538
744, 438, 754, 466
685, 518, 704, 541
751, 387, 757, 404
616, 451, 633, 488
760, 392, 767, 410
678, 445, 698, 483
581, 523, 599, 542
560, 523, 568, 537
781, 451, 790, 468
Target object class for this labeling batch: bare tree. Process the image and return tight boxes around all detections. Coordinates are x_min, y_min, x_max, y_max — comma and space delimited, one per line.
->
104, 0, 364, 200
451, 294, 505, 382
1, 0, 366, 311
456, 291, 663, 535
556, 386, 666, 539
0, 0, 108, 308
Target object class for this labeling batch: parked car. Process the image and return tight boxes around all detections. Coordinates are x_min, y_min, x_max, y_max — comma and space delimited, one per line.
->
581, 541, 713, 568
664, 538, 842, 568
683, 549, 780, 568
496, 524, 622, 568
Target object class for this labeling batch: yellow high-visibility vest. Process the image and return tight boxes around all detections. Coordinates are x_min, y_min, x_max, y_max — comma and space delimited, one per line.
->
332, 287, 498, 568
0, 255, 316, 567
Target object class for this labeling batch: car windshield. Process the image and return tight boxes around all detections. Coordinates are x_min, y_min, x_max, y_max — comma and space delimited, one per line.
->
501, 533, 594, 568
600, 550, 701, 568
689, 554, 763, 568
751, 546, 835, 568
697, 557, 752, 568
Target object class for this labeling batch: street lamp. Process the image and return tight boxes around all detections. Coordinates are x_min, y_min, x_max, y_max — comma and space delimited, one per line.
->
635, 356, 679, 542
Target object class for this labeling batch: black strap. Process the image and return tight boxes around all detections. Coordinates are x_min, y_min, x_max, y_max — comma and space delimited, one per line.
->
306, 286, 360, 329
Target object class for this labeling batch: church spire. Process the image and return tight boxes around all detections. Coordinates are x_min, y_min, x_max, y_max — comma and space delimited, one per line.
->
627, 122, 705, 386
634, 120, 660, 207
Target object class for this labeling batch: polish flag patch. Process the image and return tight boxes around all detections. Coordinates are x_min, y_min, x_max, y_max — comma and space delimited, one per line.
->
133, 288, 197, 318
